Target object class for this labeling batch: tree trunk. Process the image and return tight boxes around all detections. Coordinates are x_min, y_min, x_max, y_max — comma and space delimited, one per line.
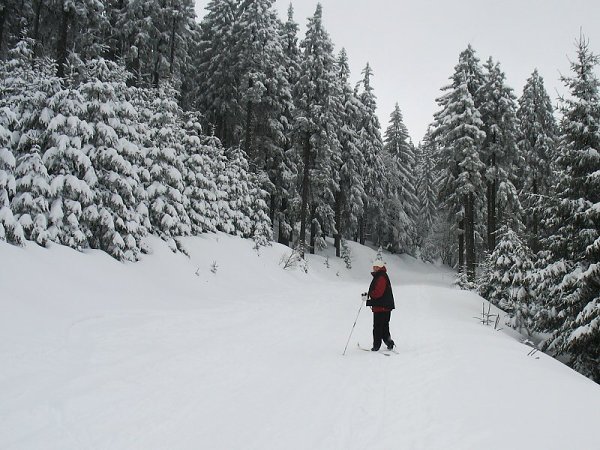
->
487, 179, 497, 251
169, 17, 178, 75
0, 5, 6, 54
152, 53, 161, 88
277, 197, 290, 247
32, 0, 43, 47
334, 190, 342, 257
299, 132, 311, 257
56, 2, 71, 78
309, 203, 316, 254
359, 215, 365, 245
244, 74, 255, 156
531, 178, 539, 253
487, 153, 497, 252
465, 193, 476, 281
458, 218, 465, 270
244, 101, 253, 154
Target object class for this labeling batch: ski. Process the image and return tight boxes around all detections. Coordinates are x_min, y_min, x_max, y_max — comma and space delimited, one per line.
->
357, 343, 395, 356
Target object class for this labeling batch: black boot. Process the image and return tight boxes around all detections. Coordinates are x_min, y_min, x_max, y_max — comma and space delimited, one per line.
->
371, 345, 380, 351
386, 340, 395, 350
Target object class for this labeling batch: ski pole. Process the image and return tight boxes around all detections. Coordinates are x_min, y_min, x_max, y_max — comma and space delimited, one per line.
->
342, 294, 367, 356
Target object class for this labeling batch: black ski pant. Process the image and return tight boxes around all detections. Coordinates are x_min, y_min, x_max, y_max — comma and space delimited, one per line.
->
372, 311, 392, 349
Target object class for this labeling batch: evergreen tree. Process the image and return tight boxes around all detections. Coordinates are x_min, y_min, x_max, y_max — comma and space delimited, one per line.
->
432, 68, 486, 279
137, 84, 191, 251
181, 113, 220, 234
275, 3, 301, 246
382, 103, 418, 253
48, 0, 106, 77
478, 227, 536, 335
334, 48, 364, 256
479, 58, 522, 251
0, 40, 59, 246
195, 0, 241, 146
355, 62, 386, 246
416, 129, 440, 259
0, 0, 32, 57
0, 105, 23, 244
539, 37, 600, 382
293, 4, 340, 256
41, 81, 96, 249
80, 58, 148, 261
233, 0, 293, 238
517, 69, 558, 252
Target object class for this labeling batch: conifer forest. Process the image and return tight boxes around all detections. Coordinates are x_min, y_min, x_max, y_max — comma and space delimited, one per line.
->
0, 1, 598, 381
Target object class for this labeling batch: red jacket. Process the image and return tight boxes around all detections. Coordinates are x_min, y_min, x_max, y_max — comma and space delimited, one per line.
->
369, 267, 392, 313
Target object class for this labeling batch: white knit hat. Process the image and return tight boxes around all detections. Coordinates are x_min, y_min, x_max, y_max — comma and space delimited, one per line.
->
372, 260, 385, 268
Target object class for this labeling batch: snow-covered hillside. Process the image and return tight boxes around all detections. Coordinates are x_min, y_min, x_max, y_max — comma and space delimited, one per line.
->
1, 235, 599, 450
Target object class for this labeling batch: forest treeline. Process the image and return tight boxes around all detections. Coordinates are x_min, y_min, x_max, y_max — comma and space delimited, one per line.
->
0, 1, 598, 381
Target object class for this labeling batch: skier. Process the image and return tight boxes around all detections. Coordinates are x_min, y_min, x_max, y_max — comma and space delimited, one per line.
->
366, 260, 395, 351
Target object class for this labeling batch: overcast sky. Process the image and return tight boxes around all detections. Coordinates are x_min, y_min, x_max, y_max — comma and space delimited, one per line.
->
194, 0, 600, 143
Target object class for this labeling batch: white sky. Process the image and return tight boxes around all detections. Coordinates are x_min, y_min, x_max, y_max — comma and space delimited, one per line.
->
194, 0, 600, 143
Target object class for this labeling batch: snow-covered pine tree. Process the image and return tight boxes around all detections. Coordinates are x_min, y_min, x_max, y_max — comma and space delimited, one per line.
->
517, 69, 558, 253
0, 105, 23, 244
0, 40, 59, 246
434, 80, 485, 280
219, 145, 271, 244
274, 3, 301, 247
432, 67, 486, 279
280, 4, 301, 89
233, 0, 293, 239
48, 0, 106, 77
334, 48, 364, 256
538, 37, 600, 382
137, 83, 191, 251
355, 62, 386, 246
181, 113, 220, 235
416, 129, 441, 260
0, 0, 33, 57
478, 227, 536, 335
41, 67, 97, 250
195, 0, 242, 147
479, 58, 522, 251
418, 131, 438, 237
80, 58, 148, 261
382, 103, 418, 253
293, 4, 340, 256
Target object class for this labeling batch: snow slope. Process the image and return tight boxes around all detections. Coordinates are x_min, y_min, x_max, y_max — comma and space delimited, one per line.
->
1, 234, 599, 450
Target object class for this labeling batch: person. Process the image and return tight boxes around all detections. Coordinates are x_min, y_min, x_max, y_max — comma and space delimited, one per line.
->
366, 260, 395, 351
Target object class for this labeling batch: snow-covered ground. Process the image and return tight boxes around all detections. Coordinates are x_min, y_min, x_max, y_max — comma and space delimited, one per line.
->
1, 234, 599, 450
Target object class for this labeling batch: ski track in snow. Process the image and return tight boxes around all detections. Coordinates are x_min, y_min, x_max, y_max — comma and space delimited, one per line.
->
1, 234, 600, 450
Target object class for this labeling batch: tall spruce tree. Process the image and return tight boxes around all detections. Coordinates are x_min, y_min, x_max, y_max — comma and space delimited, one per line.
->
382, 103, 418, 253
233, 0, 293, 236
416, 129, 439, 258
293, 4, 339, 256
480, 58, 522, 251
539, 37, 600, 382
432, 71, 486, 279
517, 69, 558, 253
195, 0, 241, 147
334, 48, 364, 256
273, 4, 302, 246
355, 62, 386, 246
